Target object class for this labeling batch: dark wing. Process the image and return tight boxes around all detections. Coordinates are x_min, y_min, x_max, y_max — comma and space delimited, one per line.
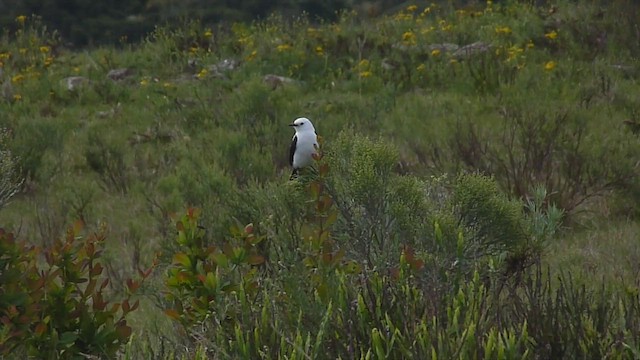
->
289, 135, 297, 167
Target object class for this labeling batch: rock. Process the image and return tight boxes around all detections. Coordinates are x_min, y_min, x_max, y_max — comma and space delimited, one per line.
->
106, 68, 134, 81
96, 103, 121, 118
452, 42, 492, 59
427, 43, 460, 53
211, 58, 238, 72
263, 74, 297, 89
61, 76, 90, 91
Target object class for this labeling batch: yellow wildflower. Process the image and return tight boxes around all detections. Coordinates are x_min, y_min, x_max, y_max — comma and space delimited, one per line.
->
163, 82, 173, 88
246, 50, 257, 61
420, 7, 432, 17
15, 15, 26, 25
315, 46, 324, 56
402, 31, 416, 46
416, 63, 426, 72
358, 59, 370, 68
196, 69, 208, 79
406, 5, 418, 12
44, 56, 54, 67
431, 49, 441, 57
526, 40, 535, 49
39, 46, 50, 53
19, 48, 27, 55
204, 29, 213, 37
0, 52, 10, 60
11, 74, 24, 84
544, 61, 556, 71
359, 71, 372, 78
545, 30, 558, 40
495, 26, 512, 35
450, 59, 459, 65
140, 79, 149, 86
276, 44, 292, 52
73, 67, 80, 73
189, 46, 199, 54
13, 94, 22, 101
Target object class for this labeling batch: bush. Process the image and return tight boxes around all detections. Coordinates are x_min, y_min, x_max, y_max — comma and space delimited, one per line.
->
0, 222, 154, 358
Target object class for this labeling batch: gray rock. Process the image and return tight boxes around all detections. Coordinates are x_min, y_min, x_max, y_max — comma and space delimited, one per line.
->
106, 68, 134, 81
263, 74, 297, 89
452, 42, 492, 59
61, 76, 90, 91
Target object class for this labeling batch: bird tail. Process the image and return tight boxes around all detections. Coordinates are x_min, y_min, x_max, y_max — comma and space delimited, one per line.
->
289, 168, 299, 180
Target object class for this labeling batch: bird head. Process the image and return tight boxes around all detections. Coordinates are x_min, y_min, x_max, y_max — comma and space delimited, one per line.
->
289, 117, 315, 133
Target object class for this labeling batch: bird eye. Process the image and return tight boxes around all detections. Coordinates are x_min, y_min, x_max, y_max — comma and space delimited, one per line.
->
301, 122, 305, 125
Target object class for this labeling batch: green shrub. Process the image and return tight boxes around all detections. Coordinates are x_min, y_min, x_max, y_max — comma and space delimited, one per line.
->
0, 222, 154, 358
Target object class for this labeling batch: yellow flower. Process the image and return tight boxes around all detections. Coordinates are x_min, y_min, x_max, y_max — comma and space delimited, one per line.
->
204, 29, 213, 37
163, 82, 173, 88
11, 74, 24, 84
39, 46, 50, 53
544, 61, 556, 71
358, 59, 370, 69
18, 48, 27, 55
276, 44, 292, 52
73, 67, 80, 73
196, 69, 208, 79
406, 5, 418, 12
140, 79, 149, 86
246, 50, 257, 61
359, 71, 372, 78
526, 40, 535, 49
545, 30, 558, 40
13, 94, 22, 101
416, 63, 426, 72
0, 52, 10, 60
44, 56, 54, 67
450, 59, 459, 65
420, 7, 432, 17
495, 26, 512, 35
315, 45, 324, 56
189, 46, 199, 54
431, 49, 441, 57
402, 31, 416, 46
15, 15, 26, 25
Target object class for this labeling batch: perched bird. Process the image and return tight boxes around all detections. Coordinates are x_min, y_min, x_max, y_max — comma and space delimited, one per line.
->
289, 117, 318, 178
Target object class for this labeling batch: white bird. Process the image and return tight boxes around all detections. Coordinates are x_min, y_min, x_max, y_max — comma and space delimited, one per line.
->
289, 117, 318, 178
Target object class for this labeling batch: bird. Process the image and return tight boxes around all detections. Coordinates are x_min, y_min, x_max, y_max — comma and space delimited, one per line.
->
289, 117, 318, 178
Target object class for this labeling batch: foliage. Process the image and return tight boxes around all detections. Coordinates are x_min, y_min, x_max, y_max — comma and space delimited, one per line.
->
0, 222, 155, 358
1, 1, 640, 358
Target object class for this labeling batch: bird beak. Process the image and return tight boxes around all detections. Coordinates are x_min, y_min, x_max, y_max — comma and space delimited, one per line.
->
288, 123, 296, 127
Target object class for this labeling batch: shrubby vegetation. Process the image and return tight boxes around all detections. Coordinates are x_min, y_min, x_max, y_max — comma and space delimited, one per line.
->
1, 0, 640, 358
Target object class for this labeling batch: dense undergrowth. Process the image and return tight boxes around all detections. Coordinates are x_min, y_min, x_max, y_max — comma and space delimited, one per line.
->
1, 0, 640, 358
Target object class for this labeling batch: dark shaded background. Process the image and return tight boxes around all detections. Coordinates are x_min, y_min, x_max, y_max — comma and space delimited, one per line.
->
0, 0, 425, 46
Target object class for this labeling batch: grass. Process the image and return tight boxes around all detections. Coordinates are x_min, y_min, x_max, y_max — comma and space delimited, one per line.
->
1, 1, 640, 358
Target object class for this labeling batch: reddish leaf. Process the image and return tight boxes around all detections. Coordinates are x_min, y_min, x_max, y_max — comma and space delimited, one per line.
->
247, 254, 265, 265
122, 299, 130, 313
90, 263, 103, 276
115, 323, 132, 340
126, 279, 140, 293
244, 223, 254, 234
130, 300, 140, 312
100, 278, 110, 291
35, 322, 46, 336
164, 309, 180, 320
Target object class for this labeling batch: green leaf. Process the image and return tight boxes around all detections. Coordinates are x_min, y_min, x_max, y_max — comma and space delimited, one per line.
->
173, 253, 191, 268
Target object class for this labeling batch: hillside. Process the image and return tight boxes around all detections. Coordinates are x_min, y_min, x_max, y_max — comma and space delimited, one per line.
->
1, 1, 640, 358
